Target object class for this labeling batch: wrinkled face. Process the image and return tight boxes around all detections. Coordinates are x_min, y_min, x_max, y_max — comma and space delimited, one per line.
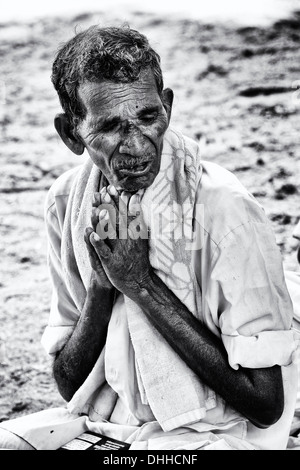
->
76, 71, 171, 192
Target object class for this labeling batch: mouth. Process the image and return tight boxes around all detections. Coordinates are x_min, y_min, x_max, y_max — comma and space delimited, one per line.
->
117, 161, 152, 177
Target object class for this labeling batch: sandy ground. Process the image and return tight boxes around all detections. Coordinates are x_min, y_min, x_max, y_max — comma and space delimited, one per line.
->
0, 8, 300, 422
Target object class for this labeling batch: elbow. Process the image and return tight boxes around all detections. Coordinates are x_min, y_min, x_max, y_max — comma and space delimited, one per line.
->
244, 364, 285, 429
250, 388, 284, 429
251, 408, 283, 429
55, 381, 75, 403
52, 357, 76, 403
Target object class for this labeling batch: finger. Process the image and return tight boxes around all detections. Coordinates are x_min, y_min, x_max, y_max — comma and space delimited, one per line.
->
99, 187, 119, 216
99, 208, 110, 222
97, 209, 117, 241
107, 184, 119, 206
84, 226, 94, 245
136, 188, 145, 198
102, 191, 112, 204
92, 192, 101, 207
120, 191, 131, 207
102, 193, 119, 218
91, 207, 100, 230
128, 193, 141, 217
99, 186, 109, 205
107, 185, 118, 197
84, 227, 101, 269
90, 232, 111, 258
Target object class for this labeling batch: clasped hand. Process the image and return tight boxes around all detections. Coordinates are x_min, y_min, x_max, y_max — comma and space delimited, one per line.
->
84, 185, 152, 298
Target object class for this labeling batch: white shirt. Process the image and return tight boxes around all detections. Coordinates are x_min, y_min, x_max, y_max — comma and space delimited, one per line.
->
41, 156, 299, 450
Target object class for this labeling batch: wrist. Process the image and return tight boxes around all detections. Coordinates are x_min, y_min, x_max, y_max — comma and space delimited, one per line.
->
86, 277, 115, 324
89, 275, 115, 299
138, 267, 156, 289
91, 269, 113, 289
128, 268, 157, 300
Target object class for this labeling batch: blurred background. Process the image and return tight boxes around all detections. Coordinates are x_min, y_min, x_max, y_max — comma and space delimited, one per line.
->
0, 0, 300, 420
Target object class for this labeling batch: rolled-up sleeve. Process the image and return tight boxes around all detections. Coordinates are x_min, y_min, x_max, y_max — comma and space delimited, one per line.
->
210, 220, 298, 370
41, 194, 79, 356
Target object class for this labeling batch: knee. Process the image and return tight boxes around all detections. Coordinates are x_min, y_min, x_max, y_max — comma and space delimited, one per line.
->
0, 427, 35, 450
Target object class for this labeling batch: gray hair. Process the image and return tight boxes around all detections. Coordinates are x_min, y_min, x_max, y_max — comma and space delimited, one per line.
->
51, 25, 164, 129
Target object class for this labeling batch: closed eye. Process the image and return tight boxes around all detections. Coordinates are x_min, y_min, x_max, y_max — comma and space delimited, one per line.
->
101, 120, 120, 133
137, 105, 160, 122
139, 112, 158, 124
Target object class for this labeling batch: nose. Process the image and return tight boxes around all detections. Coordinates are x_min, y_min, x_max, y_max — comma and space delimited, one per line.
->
119, 121, 145, 156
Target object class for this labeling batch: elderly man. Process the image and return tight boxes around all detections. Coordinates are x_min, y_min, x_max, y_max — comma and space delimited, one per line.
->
0, 25, 298, 451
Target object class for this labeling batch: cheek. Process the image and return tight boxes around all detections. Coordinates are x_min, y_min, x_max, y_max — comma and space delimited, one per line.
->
154, 114, 169, 133
87, 147, 111, 175
144, 120, 169, 148
88, 137, 116, 168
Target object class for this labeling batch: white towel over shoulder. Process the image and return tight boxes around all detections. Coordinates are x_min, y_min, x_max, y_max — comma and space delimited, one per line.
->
61, 127, 216, 431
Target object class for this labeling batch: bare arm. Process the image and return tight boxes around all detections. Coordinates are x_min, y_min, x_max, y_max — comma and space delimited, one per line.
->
52, 226, 115, 402
127, 269, 284, 428
53, 278, 114, 402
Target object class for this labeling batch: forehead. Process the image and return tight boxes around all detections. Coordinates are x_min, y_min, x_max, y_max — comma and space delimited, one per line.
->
78, 71, 162, 119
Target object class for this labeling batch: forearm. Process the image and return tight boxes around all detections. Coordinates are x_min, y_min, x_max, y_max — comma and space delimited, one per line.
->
131, 270, 284, 428
53, 279, 114, 402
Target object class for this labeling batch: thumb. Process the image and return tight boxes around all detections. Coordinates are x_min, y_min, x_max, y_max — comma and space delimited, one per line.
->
89, 232, 111, 259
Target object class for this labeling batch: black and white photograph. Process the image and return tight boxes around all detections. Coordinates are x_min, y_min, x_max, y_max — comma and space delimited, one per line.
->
0, 0, 300, 452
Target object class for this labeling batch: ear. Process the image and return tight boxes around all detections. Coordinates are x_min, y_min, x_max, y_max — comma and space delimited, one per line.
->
54, 113, 85, 156
162, 88, 174, 123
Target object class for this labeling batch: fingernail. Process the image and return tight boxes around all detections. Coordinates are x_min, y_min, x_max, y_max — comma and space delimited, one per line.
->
99, 209, 107, 220
129, 194, 138, 207
120, 191, 130, 204
93, 232, 101, 241
100, 187, 107, 195
128, 195, 140, 215
134, 194, 140, 204
104, 193, 111, 203
107, 185, 118, 196
92, 207, 100, 218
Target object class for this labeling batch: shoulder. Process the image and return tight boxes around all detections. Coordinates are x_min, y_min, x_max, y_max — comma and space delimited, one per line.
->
46, 165, 83, 206
44, 164, 84, 231
200, 160, 252, 196
45, 164, 83, 213
197, 161, 270, 245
